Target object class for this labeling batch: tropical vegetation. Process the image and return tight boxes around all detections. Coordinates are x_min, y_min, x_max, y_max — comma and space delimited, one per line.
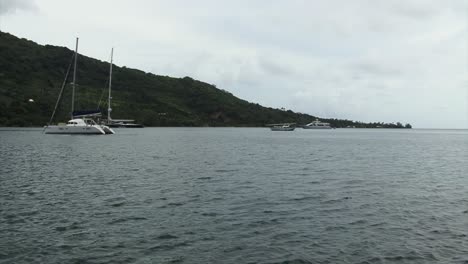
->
0, 31, 411, 128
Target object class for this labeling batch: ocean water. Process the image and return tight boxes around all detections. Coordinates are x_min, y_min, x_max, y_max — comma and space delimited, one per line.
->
1, 128, 467, 264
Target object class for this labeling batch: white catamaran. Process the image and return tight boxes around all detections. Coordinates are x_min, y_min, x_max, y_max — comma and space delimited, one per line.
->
44, 38, 114, 135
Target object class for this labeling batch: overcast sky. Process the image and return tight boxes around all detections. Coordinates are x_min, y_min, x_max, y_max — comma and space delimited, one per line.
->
1, 0, 467, 128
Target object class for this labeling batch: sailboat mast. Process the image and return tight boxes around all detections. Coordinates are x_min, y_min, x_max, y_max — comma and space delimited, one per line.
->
71, 37, 79, 119
108, 48, 113, 122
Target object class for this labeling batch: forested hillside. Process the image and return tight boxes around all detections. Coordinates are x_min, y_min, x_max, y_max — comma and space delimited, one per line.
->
0, 31, 411, 128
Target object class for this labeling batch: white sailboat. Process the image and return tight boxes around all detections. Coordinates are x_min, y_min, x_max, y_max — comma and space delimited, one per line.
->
44, 38, 110, 135
103, 48, 143, 128
99, 49, 115, 134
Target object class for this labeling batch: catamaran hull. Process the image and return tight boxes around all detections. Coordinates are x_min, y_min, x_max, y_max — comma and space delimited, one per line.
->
44, 125, 105, 134
303, 126, 331, 129
270, 127, 295, 131
101, 125, 115, 134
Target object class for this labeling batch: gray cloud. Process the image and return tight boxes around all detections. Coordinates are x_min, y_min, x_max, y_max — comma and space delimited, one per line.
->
353, 62, 402, 78
258, 57, 295, 78
0, 0, 36, 15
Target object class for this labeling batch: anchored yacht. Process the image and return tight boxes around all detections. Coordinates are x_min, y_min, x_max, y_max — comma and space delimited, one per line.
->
44, 119, 105, 134
101, 48, 143, 129
303, 119, 332, 129
44, 38, 114, 135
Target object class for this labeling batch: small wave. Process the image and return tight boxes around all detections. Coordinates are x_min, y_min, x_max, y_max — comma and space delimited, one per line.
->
3, 213, 16, 219
25, 190, 40, 196
160, 202, 185, 208
248, 218, 279, 227
57, 243, 74, 249
269, 259, 313, 264
348, 219, 367, 225
108, 216, 147, 225
325, 225, 346, 231
104, 197, 127, 207
383, 254, 424, 261
319, 207, 346, 213
166, 257, 185, 263
214, 169, 239, 173
147, 242, 190, 251
157, 234, 178, 240
223, 245, 245, 253
369, 221, 386, 227
201, 212, 218, 217
291, 195, 321, 201
169, 202, 185, 206
359, 256, 382, 263
322, 196, 352, 204
17, 210, 39, 217
55, 222, 81, 231
271, 232, 296, 240
110, 201, 126, 207
342, 179, 365, 185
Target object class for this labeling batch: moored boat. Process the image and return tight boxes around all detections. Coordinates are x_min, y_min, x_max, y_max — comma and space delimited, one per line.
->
269, 124, 295, 131
44, 38, 114, 135
45, 119, 105, 134
303, 119, 332, 129
107, 119, 144, 128
102, 48, 143, 129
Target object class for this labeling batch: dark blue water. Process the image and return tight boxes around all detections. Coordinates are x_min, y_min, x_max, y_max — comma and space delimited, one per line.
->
1, 128, 467, 263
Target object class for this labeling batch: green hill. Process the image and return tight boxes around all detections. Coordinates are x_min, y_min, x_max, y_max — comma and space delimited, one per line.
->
0, 31, 410, 128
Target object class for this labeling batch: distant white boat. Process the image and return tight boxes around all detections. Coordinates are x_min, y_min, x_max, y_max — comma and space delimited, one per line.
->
303, 119, 332, 129
44, 38, 114, 135
270, 124, 295, 131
